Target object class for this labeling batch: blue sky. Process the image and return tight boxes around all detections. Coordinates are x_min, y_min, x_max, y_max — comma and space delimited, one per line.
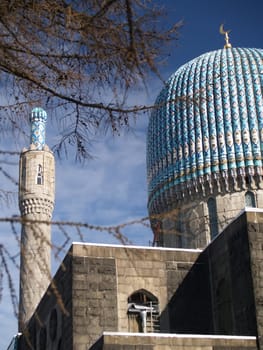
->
1, 0, 263, 348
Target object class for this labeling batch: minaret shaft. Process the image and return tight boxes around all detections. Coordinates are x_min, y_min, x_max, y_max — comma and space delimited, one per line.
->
18, 109, 55, 330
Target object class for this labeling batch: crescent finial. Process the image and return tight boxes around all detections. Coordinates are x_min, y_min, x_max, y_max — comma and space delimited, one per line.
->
219, 24, 232, 49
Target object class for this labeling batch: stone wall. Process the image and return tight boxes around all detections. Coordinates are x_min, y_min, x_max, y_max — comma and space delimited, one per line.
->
71, 243, 200, 348
167, 250, 212, 334
18, 252, 73, 349
208, 212, 257, 335
18, 210, 263, 350
246, 210, 263, 350
161, 190, 263, 250
18, 243, 200, 350
90, 332, 257, 350
167, 210, 258, 337
72, 253, 118, 349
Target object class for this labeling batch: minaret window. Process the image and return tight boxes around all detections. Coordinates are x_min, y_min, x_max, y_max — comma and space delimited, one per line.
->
208, 197, 218, 239
21, 157, 26, 184
245, 191, 256, 207
36, 164, 43, 185
127, 289, 159, 333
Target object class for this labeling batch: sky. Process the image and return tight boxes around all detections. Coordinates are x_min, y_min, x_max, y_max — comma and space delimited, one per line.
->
1, 0, 263, 348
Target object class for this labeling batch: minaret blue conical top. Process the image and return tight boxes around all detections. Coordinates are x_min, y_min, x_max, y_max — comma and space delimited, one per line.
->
30, 107, 48, 150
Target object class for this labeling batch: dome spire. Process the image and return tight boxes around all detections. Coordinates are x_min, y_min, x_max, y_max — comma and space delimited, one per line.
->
219, 24, 232, 48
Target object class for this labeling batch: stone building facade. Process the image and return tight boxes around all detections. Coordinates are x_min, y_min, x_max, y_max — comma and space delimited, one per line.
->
18, 210, 263, 349
18, 243, 199, 348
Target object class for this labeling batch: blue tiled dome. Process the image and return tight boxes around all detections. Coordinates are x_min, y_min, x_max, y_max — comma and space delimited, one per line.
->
147, 47, 263, 215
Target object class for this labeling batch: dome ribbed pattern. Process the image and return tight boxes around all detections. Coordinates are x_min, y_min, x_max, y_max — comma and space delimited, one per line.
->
147, 47, 263, 215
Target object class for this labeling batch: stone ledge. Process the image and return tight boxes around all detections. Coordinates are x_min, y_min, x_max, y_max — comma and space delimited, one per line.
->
95, 332, 257, 348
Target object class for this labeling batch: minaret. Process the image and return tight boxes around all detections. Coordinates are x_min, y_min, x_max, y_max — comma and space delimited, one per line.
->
18, 107, 55, 330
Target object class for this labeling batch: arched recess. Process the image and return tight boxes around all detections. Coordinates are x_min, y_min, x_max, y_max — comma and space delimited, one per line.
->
245, 191, 256, 208
36, 164, 43, 185
207, 197, 219, 240
127, 289, 159, 333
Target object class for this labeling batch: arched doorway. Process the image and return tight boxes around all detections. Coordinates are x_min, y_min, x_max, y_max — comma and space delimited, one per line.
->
127, 289, 159, 333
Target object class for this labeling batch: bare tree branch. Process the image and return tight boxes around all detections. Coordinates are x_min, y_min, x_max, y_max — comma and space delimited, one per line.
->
0, 0, 181, 159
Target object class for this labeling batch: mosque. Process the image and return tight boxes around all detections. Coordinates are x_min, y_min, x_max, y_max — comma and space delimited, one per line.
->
7, 32, 263, 349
